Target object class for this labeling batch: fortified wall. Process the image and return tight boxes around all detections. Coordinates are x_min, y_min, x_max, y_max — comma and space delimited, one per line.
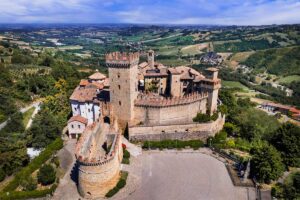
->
76, 122, 123, 199
133, 92, 208, 125
129, 114, 225, 142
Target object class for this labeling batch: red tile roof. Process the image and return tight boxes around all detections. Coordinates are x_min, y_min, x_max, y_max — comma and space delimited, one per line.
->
79, 79, 89, 86
88, 72, 106, 80
68, 115, 88, 125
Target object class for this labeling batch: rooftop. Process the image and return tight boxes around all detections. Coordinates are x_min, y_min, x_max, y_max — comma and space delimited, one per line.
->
68, 115, 88, 125
89, 72, 106, 80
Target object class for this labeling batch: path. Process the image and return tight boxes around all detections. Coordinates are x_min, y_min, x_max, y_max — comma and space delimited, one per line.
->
0, 101, 41, 131
52, 139, 80, 200
141, 33, 182, 43
25, 102, 41, 129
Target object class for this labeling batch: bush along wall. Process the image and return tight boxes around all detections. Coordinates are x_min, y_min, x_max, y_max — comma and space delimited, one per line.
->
0, 138, 63, 199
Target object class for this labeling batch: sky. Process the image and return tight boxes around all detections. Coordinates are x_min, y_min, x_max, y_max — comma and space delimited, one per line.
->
0, 0, 299, 25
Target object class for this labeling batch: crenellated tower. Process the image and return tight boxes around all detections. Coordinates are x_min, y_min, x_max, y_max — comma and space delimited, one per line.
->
147, 50, 154, 68
201, 67, 221, 114
106, 52, 139, 127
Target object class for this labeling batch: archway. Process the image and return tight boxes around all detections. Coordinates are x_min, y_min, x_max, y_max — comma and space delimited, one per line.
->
104, 116, 110, 124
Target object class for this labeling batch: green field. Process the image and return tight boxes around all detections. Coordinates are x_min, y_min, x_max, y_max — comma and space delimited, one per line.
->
22, 107, 35, 127
278, 75, 300, 84
222, 81, 249, 91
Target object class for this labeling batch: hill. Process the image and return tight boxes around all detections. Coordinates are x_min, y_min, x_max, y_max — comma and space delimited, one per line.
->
242, 46, 300, 76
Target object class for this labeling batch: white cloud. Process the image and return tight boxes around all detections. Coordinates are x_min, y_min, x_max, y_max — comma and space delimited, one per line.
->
0, 0, 299, 24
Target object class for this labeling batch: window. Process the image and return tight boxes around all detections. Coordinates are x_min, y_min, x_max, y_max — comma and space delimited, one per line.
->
118, 85, 121, 90
119, 101, 121, 106
88, 109, 90, 112
118, 74, 120, 78
74, 108, 77, 111
71, 124, 74, 128
78, 125, 81, 129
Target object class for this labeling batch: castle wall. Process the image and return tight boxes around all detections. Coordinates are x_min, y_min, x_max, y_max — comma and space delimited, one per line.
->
134, 98, 207, 125
77, 133, 123, 199
129, 114, 225, 142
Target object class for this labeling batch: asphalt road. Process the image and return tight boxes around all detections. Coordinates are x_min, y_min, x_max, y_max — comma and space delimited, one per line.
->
128, 152, 255, 200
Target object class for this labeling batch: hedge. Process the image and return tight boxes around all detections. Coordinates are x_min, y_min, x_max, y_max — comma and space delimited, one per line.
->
142, 140, 204, 150
2, 138, 63, 192
121, 149, 130, 165
0, 184, 57, 200
105, 171, 128, 198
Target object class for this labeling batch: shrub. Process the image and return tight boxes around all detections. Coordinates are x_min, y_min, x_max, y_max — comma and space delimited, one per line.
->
105, 171, 128, 198
37, 164, 56, 186
0, 184, 57, 200
3, 138, 63, 192
21, 176, 37, 191
142, 140, 204, 150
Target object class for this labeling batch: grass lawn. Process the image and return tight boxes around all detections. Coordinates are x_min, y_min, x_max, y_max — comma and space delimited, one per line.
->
158, 58, 190, 66
278, 75, 300, 84
22, 107, 35, 127
222, 81, 249, 91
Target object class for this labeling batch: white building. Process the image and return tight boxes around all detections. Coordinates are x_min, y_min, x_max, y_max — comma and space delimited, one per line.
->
67, 71, 108, 138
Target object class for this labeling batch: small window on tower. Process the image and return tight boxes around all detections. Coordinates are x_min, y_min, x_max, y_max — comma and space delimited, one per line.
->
118, 85, 121, 90
119, 101, 122, 106
118, 74, 120, 78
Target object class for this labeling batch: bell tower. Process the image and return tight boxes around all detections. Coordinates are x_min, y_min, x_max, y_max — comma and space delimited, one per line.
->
106, 52, 139, 127
147, 50, 154, 68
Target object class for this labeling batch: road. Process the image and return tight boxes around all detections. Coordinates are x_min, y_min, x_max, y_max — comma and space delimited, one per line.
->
0, 101, 41, 131
141, 33, 182, 43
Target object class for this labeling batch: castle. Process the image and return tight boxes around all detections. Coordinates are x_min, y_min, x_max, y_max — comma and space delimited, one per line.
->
70, 50, 224, 199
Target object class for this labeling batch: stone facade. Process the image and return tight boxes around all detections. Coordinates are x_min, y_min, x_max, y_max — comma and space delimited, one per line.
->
133, 93, 208, 125
107, 52, 139, 128
129, 114, 225, 142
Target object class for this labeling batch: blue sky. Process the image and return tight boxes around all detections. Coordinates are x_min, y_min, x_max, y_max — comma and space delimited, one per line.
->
0, 0, 299, 25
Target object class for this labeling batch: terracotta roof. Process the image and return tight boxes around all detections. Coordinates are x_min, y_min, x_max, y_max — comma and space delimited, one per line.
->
138, 62, 148, 68
168, 68, 180, 75
89, 82, 104, 90
70, 85, 98, 102
79, 79, 89, 86
289, 107, 300, 114
88, 72, 106, 80
68, 115, 88, 125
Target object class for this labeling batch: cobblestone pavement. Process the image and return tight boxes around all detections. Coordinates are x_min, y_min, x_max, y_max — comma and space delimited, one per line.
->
120, 149, 256, 200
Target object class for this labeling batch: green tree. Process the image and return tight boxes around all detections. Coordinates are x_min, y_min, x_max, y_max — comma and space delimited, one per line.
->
37, 164, 56, 186
0, 168, 5, 182
250, 142, 284, 183
21, 176, 37, 191
270, 123, 300, 167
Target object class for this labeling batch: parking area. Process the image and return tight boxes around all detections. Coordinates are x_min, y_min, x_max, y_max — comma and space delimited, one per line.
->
127, 152, 255, 200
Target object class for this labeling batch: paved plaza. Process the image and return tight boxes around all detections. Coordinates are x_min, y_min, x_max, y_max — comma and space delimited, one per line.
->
126, 152, 255, 200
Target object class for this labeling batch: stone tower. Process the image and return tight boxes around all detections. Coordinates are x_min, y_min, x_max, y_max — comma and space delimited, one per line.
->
106, 52, 139, 127
148, 50, 154, 68
201, 67, 221, 114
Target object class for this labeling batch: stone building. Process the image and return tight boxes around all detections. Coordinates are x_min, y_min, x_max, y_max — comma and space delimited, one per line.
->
70, 50, 224, 199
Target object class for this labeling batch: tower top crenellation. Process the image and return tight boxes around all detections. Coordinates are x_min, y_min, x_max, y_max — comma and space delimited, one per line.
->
106, 52, 139, 67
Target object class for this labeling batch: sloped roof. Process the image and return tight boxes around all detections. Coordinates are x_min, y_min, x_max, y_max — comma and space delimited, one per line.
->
70, 85, 98, 102
68, 115, 88, 125
88, 72, 106, 80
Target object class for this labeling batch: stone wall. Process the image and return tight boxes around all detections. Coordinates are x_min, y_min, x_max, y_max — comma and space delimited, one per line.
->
133, 93, 208, 125
76, 122, 123, 199
129, 114, 225, 142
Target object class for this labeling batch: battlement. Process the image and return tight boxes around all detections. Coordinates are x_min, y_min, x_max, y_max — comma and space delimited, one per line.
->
106, 52, 139, 68
135, 92, 208, 108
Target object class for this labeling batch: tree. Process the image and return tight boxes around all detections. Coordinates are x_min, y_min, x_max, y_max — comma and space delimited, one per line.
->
0, 168, 5, 182
21, 176, 37, 191
250, 142, 284, 183
270, 123, 300, 167
4, 112, 24, 133
37, 164, 56, 185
